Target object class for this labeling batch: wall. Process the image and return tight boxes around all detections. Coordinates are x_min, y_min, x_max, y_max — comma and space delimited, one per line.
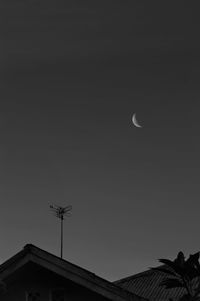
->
1, 262, 111, 301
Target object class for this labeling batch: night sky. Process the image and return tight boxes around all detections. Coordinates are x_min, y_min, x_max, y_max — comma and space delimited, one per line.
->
1, 1, 200, 281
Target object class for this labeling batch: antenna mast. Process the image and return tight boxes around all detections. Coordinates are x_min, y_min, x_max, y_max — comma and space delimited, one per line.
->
50, 204, 72, 258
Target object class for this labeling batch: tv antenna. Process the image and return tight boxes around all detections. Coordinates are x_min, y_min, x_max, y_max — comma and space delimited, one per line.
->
50, 204, 72, 259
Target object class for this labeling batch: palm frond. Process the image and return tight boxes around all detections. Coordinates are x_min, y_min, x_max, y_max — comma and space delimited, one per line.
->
186, 253, 199, 268
159, 278, 185, 289
159, 259, 184, 276
151, 267, 178, 277
174, 252, 185, 267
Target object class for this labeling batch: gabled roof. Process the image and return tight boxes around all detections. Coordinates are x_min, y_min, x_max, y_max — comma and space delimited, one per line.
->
0, 244, 146, 301
114, 267, 186, 301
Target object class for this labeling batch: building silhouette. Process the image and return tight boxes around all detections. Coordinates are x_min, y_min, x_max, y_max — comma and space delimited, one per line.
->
0, 244, 145, 301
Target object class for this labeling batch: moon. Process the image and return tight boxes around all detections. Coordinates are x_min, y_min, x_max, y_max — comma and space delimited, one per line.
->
132, 113, 142, 128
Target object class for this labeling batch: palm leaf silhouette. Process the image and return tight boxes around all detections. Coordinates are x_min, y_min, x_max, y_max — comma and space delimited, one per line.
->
151, 251, 200, 300
160, 278, 184, 289
151, 267, 178, 277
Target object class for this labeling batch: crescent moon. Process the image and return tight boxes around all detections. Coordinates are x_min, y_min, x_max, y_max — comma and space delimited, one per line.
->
132, 113, 142, 128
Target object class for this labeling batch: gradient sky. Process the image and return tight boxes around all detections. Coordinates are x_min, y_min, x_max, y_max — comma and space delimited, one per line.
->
1, 0, 200, 281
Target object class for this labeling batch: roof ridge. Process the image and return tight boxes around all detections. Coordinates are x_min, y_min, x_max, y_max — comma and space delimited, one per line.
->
0, 244, 147, 301
24, 244, 129, 289
23, 244, 98, 277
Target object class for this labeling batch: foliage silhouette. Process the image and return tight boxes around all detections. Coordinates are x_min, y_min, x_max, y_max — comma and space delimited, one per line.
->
151, 252, 200, 301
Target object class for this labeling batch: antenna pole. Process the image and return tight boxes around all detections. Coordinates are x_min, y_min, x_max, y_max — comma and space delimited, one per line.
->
50, 204, 72, 259
61, 216, 63, 258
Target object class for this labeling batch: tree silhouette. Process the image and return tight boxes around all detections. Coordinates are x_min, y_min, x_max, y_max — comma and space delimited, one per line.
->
151, 252, 200, 301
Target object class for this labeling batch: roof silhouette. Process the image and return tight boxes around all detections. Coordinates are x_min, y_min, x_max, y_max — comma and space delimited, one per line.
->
0, 244, 146, 301
114, 267, 187, 301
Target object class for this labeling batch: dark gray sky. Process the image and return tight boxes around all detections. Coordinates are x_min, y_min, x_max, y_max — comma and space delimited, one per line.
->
1, 0, 200, 281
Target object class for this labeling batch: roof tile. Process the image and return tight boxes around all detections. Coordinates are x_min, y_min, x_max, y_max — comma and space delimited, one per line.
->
114, 268, 187, 301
